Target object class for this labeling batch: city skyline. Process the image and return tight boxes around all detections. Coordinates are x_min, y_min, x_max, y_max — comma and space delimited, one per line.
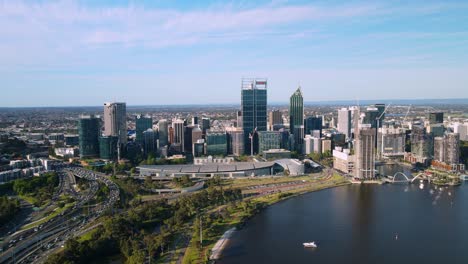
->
1, 0, 468, 107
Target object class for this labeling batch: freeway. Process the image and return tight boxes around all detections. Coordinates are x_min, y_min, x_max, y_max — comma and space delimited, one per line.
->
0, 167, 120, 264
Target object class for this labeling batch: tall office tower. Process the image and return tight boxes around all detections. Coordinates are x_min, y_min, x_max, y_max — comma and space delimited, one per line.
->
349, 106, 360, 138
445, 133, 460, 165
158, 119, 168, 147
169, 126, 174, 144
289, 87, 304, 133
377, 126, 405, 158
337, 108, 352, 139
268, 110, 282, 130
236, 111, 243, 128
374, 104, 386, 128
99, 136, 118, 160
78, 115, 101, 158
206, 130, 228, 156
292, 125, 305, 152
411, 125, 433, 161
258, 131, 282, 153
172, 119, 185, 152
454, 123, 468, 141
241, 78, 267, 155
227, 129, 244, 156
433, 137, 445, 162
429, 112, 444, 124
192, 125, 203, 148
192, 116, 199, 126
103, 102, 127, 144
201, 117, 211, 134
363, 107, 380, 128
304, 116, 323, 136
279, 129, 290, 150
354, 125, 376, 179
142, 129, 157, 156
184, 126, 195, 153
135, 115, 152, 144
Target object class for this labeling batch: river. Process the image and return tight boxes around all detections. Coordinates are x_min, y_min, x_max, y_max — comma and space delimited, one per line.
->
219, 176, 468, 263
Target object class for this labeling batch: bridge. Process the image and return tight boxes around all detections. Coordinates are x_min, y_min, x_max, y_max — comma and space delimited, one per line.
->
387, 172, 428, 183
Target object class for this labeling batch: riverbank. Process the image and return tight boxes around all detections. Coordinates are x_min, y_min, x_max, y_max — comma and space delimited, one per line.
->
182, 174, 350, 264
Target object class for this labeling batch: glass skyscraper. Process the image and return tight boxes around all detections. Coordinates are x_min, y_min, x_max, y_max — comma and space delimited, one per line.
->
135, 115, 152, 144
241, 78, 267, 155
78, 115, 101, 158
289, 87, 304, 133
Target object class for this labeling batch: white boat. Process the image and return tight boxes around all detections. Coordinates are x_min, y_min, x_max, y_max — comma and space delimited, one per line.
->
303, 242, 317, 248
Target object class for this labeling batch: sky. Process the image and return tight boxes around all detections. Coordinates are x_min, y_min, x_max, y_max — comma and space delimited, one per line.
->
1, 0, 468, 107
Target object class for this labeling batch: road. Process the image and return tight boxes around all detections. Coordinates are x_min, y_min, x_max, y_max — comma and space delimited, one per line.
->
0, 166, 120, 264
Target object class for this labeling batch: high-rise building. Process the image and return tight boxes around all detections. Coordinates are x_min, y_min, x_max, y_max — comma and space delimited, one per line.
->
192, 116, 199, 126
377, 126, 405, 158
268, 110, 282, 131
201, 117, 211, 134
445, 133, 460, 165
362, 107, 380, 128
354, 125, 376, 179
99, 136, 118, 160
411, 125, 433, 161
374, 104, 386, 128
172, 119, 185, 152
337, 108, 352, 139
192, 125, 203, 148
158, 119, 169, 147
184, 125, 195, 153
258, 131, 282, 153
227, 129, 244, 156
304, 116, 323, 136
454, 123, 468, 141
135, 115, 152, 144
292, 125, 305, 152
142, 129, 158, 156
241, 78, 267, 155
434, 137, 445, 162
429, 112, 444, 124
78, 115, 101, 158
236, 111, 243, 128
206, 130, 227, 156
103, 102, 127, 144
289, 87, 304, 133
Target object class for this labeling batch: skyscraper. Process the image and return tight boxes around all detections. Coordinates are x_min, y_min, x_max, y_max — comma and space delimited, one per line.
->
172, 119, 185, 152
289, 87, 304, 133
429, 112, 444, 124
304, 116, 323, 137
201, 117, 211, 134
241, 78, 267, 155
142, 129, 158, 156
158, 119, 169, 147
355, 125, 376, 179
268, 110, 282, 131
103, 102, 127, 144
445, 133, 460, 165
78, 115, 100, 158
236, 111, 243, 128
99, 136, 118, 160
135, 115, 152, 144
206, 130, 227, 156
337, 108, 352, 140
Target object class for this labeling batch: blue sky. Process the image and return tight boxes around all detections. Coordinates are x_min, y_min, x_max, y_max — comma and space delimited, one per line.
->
1, 0, 468, 107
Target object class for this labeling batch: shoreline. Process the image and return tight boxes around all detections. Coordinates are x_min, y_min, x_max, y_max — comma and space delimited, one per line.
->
208, 178, 351, 262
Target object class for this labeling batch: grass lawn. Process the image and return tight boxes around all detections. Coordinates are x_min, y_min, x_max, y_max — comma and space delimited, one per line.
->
21, 202, 76, 230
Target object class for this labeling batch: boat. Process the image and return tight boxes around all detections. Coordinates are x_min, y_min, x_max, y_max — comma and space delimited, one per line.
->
303, 242, 317, 248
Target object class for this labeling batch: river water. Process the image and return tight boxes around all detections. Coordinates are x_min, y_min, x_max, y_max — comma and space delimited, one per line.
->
219, 172, 468, 263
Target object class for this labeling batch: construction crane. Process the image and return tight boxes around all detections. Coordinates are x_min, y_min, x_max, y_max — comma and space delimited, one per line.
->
376, 103, 391, 160
403, 105, 412, 126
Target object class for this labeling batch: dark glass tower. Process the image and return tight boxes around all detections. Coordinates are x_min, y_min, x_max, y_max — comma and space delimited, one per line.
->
78, 115, 101, 158
289, 87, 304, 152
242, 78, 267, 155
289, 87, 304, 132
135, 115, 152, 144
304, 116, 323, 137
